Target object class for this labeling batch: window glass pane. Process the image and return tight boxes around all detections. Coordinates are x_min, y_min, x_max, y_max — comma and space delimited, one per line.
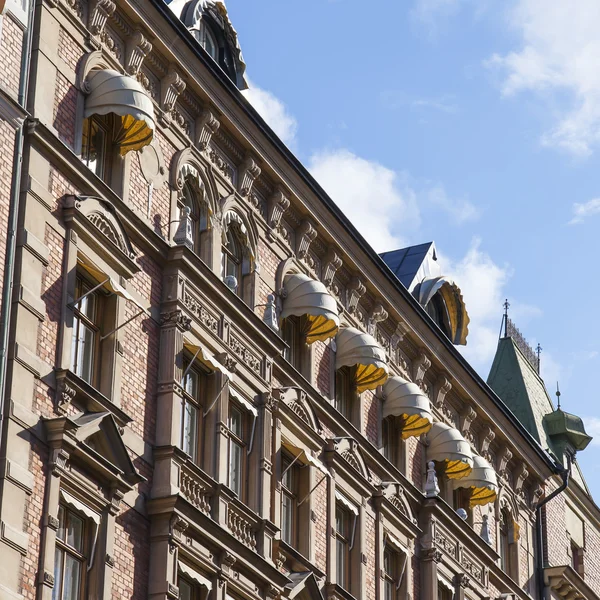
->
62, 554, 82, 600
75, 321, 95, 383
82, 118, 106, 178
336, 537, 346, 588
184, 368, 199, 398
57, 506, 66, 542
229, 407, 242, 438
179, 578, 193, 600
53, 547, 64, 600
335, 507, 345, 534
281, 493, 293, 544
66, 512, 84, 552
229, 440, 242, 496
181, 400, 198, 463
77, 285, 96, 321
384, 579, 393, 600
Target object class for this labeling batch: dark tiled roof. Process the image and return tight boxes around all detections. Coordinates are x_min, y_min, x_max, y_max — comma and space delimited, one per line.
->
379, 242, 434, 289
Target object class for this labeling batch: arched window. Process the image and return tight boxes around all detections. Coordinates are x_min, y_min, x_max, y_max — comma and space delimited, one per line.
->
179, 181, 200, 245
196, 20, 218, 60
175, 172, 210, 259
222, 226, 243, 294
499, 505, 519, 581
220, 211, 255, 305
425, 293, 451, 339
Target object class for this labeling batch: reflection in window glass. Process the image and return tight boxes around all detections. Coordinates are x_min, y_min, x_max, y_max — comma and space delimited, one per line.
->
53, 504, 86, 600
71, 274, 100, 385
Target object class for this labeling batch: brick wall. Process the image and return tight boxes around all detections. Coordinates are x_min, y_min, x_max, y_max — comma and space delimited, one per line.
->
0, 14, 24, 96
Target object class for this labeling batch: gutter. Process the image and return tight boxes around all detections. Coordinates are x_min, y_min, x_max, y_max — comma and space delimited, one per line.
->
535, 456, 571, 600
146, 0, 558, 472
0, 0, 35, 450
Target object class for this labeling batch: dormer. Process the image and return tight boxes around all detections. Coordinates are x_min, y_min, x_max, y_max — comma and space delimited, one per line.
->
168, 0, 248, 90
380, 242, 470, 345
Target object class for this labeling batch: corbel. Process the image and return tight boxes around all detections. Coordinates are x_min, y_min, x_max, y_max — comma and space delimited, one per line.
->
480, 425, 495, 459
267, 186, 290, 239
160, 310, 191, 332
161, 65, 186, 121
460, 405, 477, 443
295, 219, 317, 260
109, 489, 124, 516
390, 318, 410, 349
125, 29, 152, 76
88, 0, 115, 38
514, 462, 529, 495
238, 154, 261, 197
368, 303, 388, 336
322, 246, 342, 288
196, 108, 220, 151
412, 349, 431, 385
497, 446, 513, 479
434, 373, 451, 408
49, 448, 69, 477
346, 276, 366, 314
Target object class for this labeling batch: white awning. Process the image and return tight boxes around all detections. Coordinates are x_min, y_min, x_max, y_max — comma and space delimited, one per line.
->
335, 490, 359, 516
78, 256, 148, 313
335, 327, 388, 393
184, 341, 234, 381
414, 276, 470, 346
281, 439, 329, 476
84, 69, 155, 154
426, 422, 473, 480
453, 454, 498, 507
280, 274, 339, 344
178, 562, 212, 591
384, 531, 406, 554
229, 388, 258, 417
382, 376, 433, 440
60, 489, 101, 525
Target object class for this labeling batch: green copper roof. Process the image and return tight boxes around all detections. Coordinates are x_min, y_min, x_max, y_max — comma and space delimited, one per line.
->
543, 409, 592, 453
487, 337, 555, 453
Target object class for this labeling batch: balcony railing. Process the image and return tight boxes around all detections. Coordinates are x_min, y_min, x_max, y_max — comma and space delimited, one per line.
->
227, 499, 258, 550
180, 463, 212, 516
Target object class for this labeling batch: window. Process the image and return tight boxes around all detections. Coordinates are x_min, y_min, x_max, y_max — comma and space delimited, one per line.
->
499, 508, 518, 580
53, 505, 87, 600
425, 294, 451, 340
281, 453, 299, 546
335, 366, 354, 421
571, 540, 585, 577
71, 273, 103, 386
383, 547, 397, 600
180, 361, 206, 464
228, 405, 246, 498
180, 182, 200, 247
437, 582, 454, 600
178, 576, 199, 600
196, 20, 218, 60
281, 315, 309, 375
222, 228, 243, 295
81, 115, 114, 182
335, 505, 351, 590
382, 417, 406, 473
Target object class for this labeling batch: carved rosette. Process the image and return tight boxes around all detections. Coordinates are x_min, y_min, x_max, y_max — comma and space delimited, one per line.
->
295, 219, 317, 261
346, 276, 366, 314
88, 0, 115, 37
161, 66, 186, 117
125, 30, 152, 76
267, 187, 290, 238
238, 155, 261, 197
196, 108, 220, 151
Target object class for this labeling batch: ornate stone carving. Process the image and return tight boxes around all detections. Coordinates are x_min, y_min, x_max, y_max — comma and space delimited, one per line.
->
125, 30, 152, 76
531, 485, 544, 509
174, 205, 194, 249
413, 350, 432, 385
346, 276, 366, 314
454, 573, 470, 589
160, 310, 192, 331
460, 405, 477, 444
514, 462, 529, 494
424, 461, 440, 498
391, 319, 410, 349
368, 303, 388, 336
180, 469, 211, 515
275, 551, 286, 570
161, 65, 186, 115
229, 334, 261, 376
42, 571, 55, 587
238, 155, 261, 197
170, 514, 189, 540
106, 553, 115, 567
47, 514, 60, 530
295, 219, 317, 261
227, 506, 257, 550
56, 378, 76, 412
50, 448, 69, 476
480, 425, 495, 459
182, 290, 219, 335
322, 247, 342, 288
422, 547, 443, 563
497, 446, 513, 479
434, 373, 451, 408
109, 489, 124, 515
461, 555, 483, 581
267, 187, 290, 238
88, 0, 115, 37
196, 108, 220, 151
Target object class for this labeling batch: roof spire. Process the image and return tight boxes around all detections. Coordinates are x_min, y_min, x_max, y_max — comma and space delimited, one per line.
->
556, 382, 561, 410
536, 343, 542, 374
501, 299, 510, 338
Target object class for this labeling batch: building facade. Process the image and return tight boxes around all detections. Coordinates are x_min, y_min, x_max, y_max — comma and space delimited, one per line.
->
0, 0, 597, 599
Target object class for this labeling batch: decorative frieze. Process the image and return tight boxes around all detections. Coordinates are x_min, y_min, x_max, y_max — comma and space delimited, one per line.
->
295, 219, 317, 260
125, 30, 152, 76
160, 310, 192, 331
229, 333, 261, 376
238, 155, 261, 197
346, 276, 366, 314
196, 108, 220, 151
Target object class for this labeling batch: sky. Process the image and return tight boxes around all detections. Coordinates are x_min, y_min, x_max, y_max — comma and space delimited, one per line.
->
223, 0, 600, 499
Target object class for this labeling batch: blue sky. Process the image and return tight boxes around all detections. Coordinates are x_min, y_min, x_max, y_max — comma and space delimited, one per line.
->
225, 0, 600, 498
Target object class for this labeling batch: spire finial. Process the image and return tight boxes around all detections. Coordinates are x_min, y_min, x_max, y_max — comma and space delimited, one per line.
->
503, 299, 510, 338
556, 382, 561, 410
536, 343, 542, 374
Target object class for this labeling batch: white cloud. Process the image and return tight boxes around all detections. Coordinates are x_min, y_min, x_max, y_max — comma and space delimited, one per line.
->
581, 417, 600, 445
412, 0, 463, 33
242, 80, 298, 148
307, 150, 420, 253
427, 185, 480, 224
569, 198, 600, 225
488, 0, 600, 156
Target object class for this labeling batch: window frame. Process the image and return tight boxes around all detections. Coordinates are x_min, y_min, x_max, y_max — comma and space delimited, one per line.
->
227, 403, 247, 499
383, 546, 397, 600
280, 451, 300, 547
179, 358, 207, 464
335, 504, 351, 590
197, 20, 218, 60
222, 227, 243, 294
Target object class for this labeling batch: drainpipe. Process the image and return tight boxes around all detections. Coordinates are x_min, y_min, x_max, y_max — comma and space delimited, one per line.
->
535, 455, 571, 600
0, 0, 35, 452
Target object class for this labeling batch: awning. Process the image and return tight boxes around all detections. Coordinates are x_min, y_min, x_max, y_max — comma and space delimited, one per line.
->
77, 256, 148, 313
335, 327, 388, 393
281, 439, 329, 476
280, 274, 339, 344
229, 388, 258, 417
183, 341, 234, 381
60, 489, 101, 525
335, 490, 359, 516
178, 562, 212, 591
453, 455, 498, 507
84, 69, 155, 154
382, 376, 433, 439
413, 276, 470, 346
426, 422, 473, 480
384, 531, 406, 553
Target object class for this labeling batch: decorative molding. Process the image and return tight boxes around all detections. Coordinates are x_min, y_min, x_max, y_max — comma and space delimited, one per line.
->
267, 187, 290, 238
422, 547, 443, 563
174, 206, 194, 249
125, 29, 152, 76
514, 462, 529, 494
196, 108, 220, 151
56, 378, 76, 413
49, 448, 69, 477
480, 426, 495, 459
454, 573, 470, 589
424, 461, 440, 498
460, 405, 477, 444
368, 303, 388, 336
238, 155, 261, 197
413, 350, 431, 385
390, 319, 410, 349
47, 515, 60, 530
295, 219, 317, 261
88, 0, 115, 37
434, 373, 451, 408
42, 571, 55, 588
346, 276, 366, 314
109, 489, 124, 515
160, 310, 192, 331
322, 247, 342, 288
106, 553, 115, 567
497, 446, 513, 479
161, 65, 186, 115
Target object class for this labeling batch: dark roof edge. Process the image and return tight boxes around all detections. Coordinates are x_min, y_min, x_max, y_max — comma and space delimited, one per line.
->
149, 0, 559, 474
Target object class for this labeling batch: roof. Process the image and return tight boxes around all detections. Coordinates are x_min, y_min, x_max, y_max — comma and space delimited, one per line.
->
487, 336, 556, 453
379, 242, 435, 290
